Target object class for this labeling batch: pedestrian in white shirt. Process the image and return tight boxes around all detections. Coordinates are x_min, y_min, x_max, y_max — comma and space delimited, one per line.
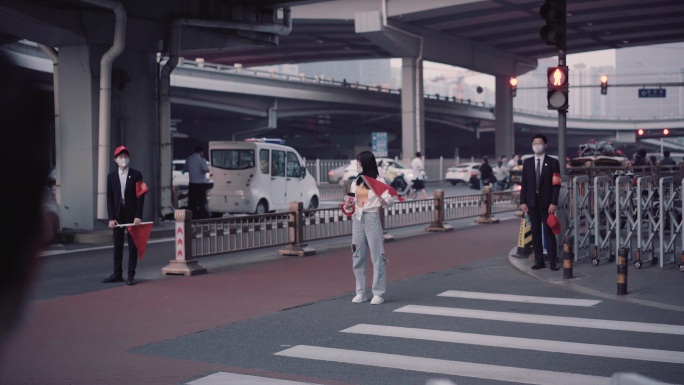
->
410, 152, 428, 199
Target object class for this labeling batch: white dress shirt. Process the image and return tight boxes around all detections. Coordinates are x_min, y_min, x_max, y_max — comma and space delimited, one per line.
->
119, 167, 128, 202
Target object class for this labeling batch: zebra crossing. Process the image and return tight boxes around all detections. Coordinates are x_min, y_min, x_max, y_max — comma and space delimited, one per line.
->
188, 291, 682, 385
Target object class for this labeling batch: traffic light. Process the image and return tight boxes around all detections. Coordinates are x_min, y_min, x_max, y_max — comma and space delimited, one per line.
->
539, 0, 566, 49
600, 75, 608, 95
547, 66, 569, 111
509, 77, 518, 97
636, 128, 680, 138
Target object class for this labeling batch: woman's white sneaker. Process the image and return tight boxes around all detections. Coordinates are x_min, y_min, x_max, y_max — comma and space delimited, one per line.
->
352, 294, 368, 303
370, 296, 384, 305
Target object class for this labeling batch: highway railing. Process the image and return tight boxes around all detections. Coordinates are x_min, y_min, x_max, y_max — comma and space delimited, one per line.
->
162, 189, 519, 275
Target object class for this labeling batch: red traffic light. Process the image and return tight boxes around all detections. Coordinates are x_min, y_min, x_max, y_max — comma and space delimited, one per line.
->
600, 75, 608, 95
548, 67, 568, 88
637, 129, 645, 136
547, 66, 569, 110
663, 128, 670, 135
509, 77, 518, 97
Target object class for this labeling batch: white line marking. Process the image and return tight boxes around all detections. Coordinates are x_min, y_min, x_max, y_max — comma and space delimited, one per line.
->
275, 345, 611, 385
395, 305, 684, 335
187, 372, 321, 385
437, 290, 601, 307
341, 324, 684, 364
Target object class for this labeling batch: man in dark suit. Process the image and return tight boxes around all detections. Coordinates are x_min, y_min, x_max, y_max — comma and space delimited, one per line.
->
103, 146, 145, 285
519, 134, 561, 270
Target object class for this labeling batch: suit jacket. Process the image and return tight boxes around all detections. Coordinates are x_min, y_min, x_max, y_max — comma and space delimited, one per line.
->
107, 167, 145, 222
519, 155, 561, 209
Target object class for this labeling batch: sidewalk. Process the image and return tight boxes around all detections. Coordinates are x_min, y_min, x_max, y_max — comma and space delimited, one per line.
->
3, 217, 683, 385
508, 248, 684, 313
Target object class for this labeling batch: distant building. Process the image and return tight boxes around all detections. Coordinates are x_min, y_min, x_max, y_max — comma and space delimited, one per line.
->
615, 42, 684, 119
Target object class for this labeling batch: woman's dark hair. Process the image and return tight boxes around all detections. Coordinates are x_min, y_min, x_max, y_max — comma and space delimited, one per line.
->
355, 151, 379, 187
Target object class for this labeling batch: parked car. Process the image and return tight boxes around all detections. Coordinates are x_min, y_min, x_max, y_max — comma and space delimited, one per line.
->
327, 161, 355, 184
445, 162, 480, 185
341, 158, 415, 196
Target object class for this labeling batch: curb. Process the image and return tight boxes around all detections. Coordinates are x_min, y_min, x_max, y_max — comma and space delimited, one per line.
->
507, 247, 684, 313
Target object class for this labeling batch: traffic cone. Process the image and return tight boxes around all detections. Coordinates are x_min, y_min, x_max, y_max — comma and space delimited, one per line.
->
515, 215, 532, 258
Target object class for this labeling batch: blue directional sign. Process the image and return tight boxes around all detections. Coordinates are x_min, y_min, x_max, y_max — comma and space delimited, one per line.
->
372, 132, 388, 157
638, 88, 666, 98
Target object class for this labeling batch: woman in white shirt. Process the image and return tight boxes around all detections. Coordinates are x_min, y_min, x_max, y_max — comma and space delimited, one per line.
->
343, 151, 394, 305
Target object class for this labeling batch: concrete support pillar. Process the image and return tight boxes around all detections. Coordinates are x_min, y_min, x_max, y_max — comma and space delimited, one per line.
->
110, 49, 159, 222
57, 45, 99, 230
495, 75, 514, 159
57, 46, 158, 230
401, 57, 424, 163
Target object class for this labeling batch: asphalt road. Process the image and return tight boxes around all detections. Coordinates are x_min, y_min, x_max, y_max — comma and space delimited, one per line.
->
137, 256, 684, 385
23, 217, 684, 385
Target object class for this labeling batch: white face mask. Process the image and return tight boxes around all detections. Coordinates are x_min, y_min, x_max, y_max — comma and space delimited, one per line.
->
116, 157, 130, 168
532, 144, 545, 155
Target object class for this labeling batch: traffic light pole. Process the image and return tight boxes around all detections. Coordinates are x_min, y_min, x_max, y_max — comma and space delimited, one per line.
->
558, 49, 567, 175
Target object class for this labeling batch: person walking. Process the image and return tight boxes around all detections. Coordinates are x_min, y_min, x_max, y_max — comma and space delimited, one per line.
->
660, 150, 677, 169
479, 156, 493, 191
410, 151, 428, 199
183, 145, 210, 219
104, 146, 146, 285
342, 151, 394, 305
519, 134, 561, 271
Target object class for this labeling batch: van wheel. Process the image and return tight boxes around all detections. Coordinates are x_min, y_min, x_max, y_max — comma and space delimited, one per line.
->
308, 196, 319, 209
255, 200, 268, 214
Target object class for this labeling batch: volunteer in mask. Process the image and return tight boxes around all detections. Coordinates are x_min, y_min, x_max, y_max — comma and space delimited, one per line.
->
519, 134, 561, 271
103, 146, 146, 286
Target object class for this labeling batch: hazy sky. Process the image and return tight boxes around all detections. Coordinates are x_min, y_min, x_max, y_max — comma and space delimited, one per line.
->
393, 49, 617, 91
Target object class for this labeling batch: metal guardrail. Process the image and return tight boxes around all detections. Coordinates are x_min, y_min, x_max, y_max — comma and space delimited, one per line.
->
162, 189, 519, 275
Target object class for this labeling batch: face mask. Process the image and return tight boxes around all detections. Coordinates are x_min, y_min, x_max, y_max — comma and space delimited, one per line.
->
116, 157, 130, 167
357, 165, 363, 174
532, 144, 545, 154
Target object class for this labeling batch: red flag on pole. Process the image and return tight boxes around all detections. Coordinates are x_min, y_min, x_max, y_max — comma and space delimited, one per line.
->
126, 222, 153, 259
361, 175, 404, 202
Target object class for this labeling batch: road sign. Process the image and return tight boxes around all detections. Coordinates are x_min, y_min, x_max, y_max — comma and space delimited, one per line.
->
372, 132, 388, 157
638, 88, 666, 98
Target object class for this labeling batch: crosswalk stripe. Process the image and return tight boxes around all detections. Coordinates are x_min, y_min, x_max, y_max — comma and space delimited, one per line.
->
437, 290, 601, 307
275, 345, 611, 385
341, 324, 684, 364
186, 372, 321, 385
395, 305, 684, 335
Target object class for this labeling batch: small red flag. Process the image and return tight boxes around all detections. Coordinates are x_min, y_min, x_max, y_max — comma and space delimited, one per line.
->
361, 175, 404, 202
127, 222, 153, 259
136, 181, 149, 198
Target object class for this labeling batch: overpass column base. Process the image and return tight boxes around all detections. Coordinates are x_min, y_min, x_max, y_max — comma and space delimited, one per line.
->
161, 260, 207, 276
476, 216, 500, 224
279, 244, 316, 257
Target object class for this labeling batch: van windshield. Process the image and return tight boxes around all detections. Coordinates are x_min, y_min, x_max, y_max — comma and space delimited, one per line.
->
211, 149, 255, 170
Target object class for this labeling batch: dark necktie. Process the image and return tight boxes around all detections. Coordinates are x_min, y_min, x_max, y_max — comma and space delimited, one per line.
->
535, 158, 541, 193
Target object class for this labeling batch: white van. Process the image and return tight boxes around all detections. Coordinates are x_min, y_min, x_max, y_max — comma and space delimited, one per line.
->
207, 139, 320, 214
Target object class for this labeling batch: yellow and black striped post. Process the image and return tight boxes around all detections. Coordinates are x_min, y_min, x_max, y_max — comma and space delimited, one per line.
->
617, 247, 629, 295
515, 215, 532, 257
563, 235, 573, 279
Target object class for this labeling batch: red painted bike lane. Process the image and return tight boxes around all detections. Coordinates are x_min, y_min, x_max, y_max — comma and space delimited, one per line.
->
1, 220, 518, 385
